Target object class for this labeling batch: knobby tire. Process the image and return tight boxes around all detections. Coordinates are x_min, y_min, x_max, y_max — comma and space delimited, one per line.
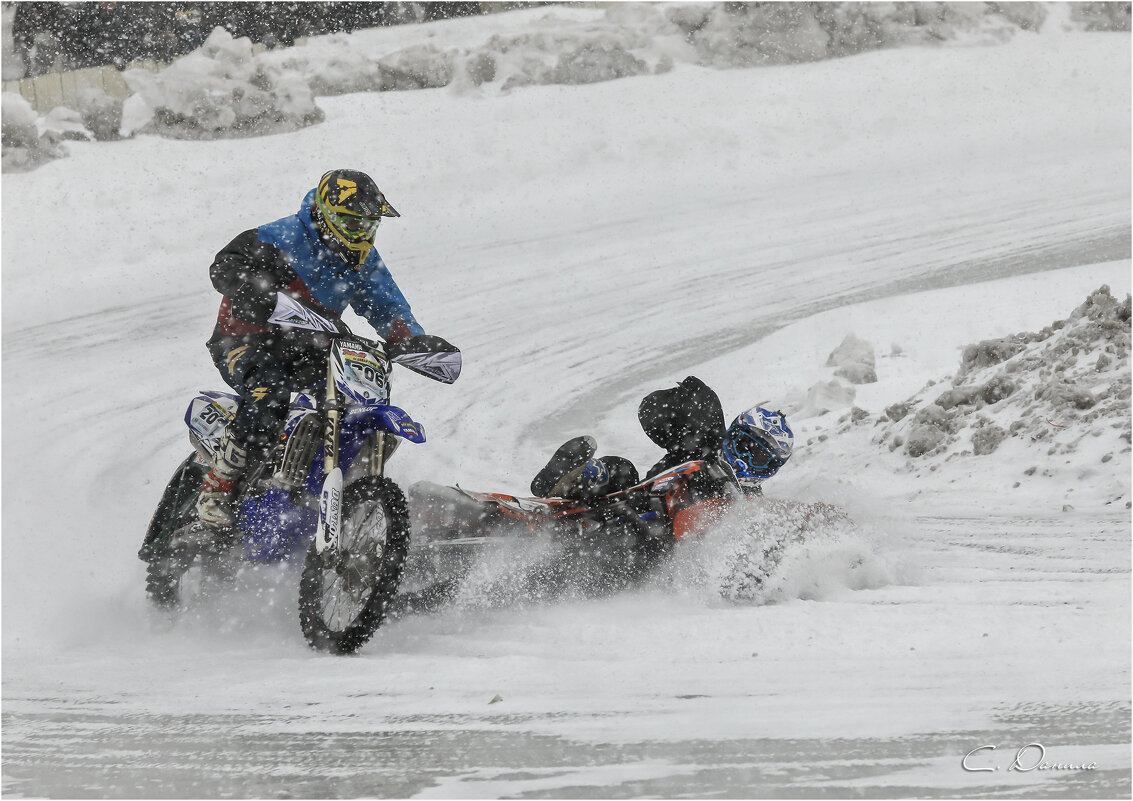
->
298, 476, 410, 654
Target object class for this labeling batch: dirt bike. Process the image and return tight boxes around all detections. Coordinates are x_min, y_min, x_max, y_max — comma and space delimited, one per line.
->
138, 292, 460, 654
403, 457, 744, 605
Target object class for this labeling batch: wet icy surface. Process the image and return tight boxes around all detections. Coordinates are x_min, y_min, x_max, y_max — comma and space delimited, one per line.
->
3, 515, 1128, 798
3, 705, 1129, 798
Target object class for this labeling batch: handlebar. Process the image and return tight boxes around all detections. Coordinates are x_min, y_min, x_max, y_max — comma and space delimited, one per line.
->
267, 291, 462, 384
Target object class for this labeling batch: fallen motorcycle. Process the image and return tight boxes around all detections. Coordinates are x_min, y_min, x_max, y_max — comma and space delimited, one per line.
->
403, 457, 743, 603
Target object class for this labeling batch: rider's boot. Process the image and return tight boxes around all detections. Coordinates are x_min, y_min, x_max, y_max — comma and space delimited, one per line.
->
195, 431, 249, 530
531, 435, 597, 497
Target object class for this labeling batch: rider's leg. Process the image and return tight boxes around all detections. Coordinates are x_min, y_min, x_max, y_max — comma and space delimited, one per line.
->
553, 455, 641, 500
531, 435, 596, 497
196, 430, 250, 527
595, 455, 639, 494
226, 359, 292, 463
196, 355, 291, 528
550, 457, 607, 500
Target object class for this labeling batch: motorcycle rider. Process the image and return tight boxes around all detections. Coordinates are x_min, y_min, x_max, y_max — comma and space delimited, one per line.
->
195, 169, 427, 530
531, 376, 793, 500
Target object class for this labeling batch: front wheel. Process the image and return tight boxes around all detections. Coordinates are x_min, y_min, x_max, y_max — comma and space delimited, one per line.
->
298, 476, 410, 654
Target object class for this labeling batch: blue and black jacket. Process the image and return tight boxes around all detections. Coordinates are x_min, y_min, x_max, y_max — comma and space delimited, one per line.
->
207, 189, 424, 370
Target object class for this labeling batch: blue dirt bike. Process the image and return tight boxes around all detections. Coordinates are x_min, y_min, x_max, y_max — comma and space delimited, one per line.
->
139, 292, 460, 654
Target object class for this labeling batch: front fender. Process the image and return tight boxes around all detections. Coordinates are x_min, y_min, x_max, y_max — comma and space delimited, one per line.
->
334, 404, 425, 475
343, 403, 425, 444
301, 405, 425, 494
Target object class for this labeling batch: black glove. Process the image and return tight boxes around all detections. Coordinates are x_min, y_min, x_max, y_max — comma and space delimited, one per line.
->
387, 334, 458, 359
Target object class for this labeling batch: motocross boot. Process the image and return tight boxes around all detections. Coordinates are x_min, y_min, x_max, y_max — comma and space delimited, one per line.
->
531, 435, 597, 497
195, 432, 248, 529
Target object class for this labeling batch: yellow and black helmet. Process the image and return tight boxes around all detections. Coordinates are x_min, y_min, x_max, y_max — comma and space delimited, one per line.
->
314, 169, 399, 260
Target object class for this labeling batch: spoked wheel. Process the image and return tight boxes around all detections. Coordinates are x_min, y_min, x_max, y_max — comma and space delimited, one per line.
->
298, 477, 410, 654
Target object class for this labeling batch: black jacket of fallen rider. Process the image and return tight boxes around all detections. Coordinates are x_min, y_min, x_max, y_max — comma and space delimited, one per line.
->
638, 375, 727, 478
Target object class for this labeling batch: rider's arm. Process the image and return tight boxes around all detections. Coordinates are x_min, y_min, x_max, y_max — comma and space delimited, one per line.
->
210, 229, 295, 325
352, 254, 426, 343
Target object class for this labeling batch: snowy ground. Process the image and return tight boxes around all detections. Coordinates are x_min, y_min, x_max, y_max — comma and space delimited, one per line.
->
2, 6, 1130, 798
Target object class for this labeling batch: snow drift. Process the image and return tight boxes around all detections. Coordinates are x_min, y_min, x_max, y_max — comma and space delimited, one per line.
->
4, 1, 1130, 168
121, 27, 323, 139
798, 286, 1133, 509
880, 287, 1130, 460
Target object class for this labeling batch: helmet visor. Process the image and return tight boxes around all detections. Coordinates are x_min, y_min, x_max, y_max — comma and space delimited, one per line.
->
732, 430, 786, 476
324, 208, 381, 242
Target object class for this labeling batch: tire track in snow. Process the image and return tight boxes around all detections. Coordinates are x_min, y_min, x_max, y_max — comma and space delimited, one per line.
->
530, 223, 1130, 443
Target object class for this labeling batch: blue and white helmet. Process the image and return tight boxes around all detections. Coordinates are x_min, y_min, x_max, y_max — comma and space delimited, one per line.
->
721, 406, 793, 486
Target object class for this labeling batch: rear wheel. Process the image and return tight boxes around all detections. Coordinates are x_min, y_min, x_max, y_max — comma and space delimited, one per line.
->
141, 453, 243, 609
145, 542, 236, 609
139, 454, 206, 563
146, 551, 186, 609
141, 454, 209, 608
298, 476, 410, 654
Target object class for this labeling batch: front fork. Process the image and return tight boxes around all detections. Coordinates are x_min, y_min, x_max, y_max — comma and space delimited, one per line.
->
354, 432, 394, 478
317, 361, 345, 555
322, 358, 342, 476
315, 367, 398, 554
321, 359, 396, 481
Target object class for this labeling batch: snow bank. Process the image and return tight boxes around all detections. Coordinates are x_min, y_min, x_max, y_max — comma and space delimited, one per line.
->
803, 286, 1133, 508
826, 332, 877, 385
1071, 1, 1133, 31
878, 286, 1130, 459
121, 27, 323, 139
1, 91, 67, 171
796, 377, 857, 419
72, 87, 125, 141
775, 335, 878, 419
679, 2, 1029, 67
6, 1, 1127, 168
270, 2, 1095, 99
284, 1, 1131, 98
